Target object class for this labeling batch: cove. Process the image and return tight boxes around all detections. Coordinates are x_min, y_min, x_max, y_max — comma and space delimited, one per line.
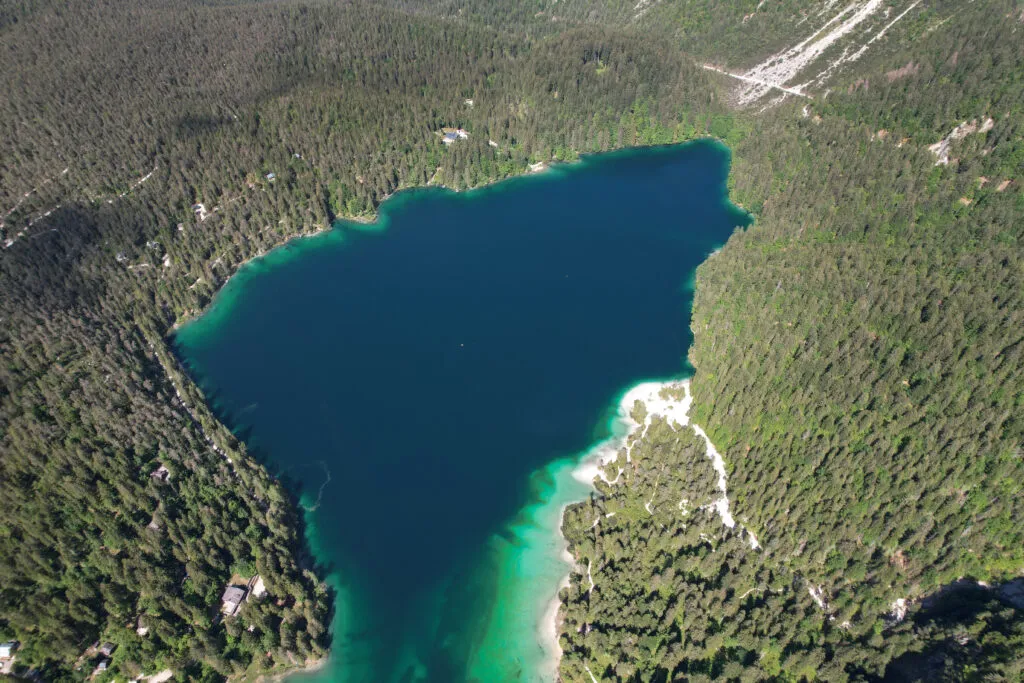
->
173, 140, 749, 683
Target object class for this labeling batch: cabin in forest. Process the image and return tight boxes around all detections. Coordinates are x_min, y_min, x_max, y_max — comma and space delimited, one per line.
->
150, 464, 170, 482
440, 127, 469, 144
99, 642, 116, 657
0, 642, 17, 659
221, 586, 247, 616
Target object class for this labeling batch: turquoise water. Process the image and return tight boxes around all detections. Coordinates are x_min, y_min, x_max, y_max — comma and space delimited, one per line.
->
173, 141, 748, 683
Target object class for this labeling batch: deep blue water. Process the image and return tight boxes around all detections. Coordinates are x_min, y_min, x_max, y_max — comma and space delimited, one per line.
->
173, 141, 748, 682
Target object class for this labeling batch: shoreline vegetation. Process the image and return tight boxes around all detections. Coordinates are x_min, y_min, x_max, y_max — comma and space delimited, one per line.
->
253, 656, 328, 683
546, 378, 733, 679
169, 139, 721, 332
170, 225, 331, 330
170, 154, 557, 331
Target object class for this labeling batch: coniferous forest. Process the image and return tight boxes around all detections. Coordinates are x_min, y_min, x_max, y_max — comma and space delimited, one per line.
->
1, 0, 1022, 680
557, 1, 1024, 681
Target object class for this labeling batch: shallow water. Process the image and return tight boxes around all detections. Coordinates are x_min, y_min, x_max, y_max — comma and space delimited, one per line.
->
174, 141, 748, 683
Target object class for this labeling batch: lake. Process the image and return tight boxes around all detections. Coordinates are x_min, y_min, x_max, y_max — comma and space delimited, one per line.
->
173, 140, 749, 683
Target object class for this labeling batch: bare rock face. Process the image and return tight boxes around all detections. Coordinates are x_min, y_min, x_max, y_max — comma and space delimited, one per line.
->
999, 578, 1024, 609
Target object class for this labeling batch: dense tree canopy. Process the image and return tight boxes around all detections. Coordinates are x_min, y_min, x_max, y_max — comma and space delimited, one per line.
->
0, 0, 728, 678
1, 0, 1021, 680
560, 0, 1024, 680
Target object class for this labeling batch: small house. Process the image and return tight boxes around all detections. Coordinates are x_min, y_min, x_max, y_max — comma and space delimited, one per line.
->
96, 659, 109, 672
439, 127, 469, 144
265, 172, 276, 181
150, 465, 170, 482
99, 642, 116, 657
221, 586, 247, 616
0, 641, 17, 659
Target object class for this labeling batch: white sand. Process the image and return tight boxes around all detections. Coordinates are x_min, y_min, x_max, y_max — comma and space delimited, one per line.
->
572, 380, 738, 527
571, 381, 693, 488
538, 572, 572, 677
131, 669, 173, 683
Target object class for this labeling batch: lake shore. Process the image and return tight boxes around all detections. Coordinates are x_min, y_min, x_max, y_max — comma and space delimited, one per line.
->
170, 158, 558, 330
251, 656, 328, 683
171, 224, 332, 331
543, 379, 694, 678
171, 137, 730, 334
545, 375, 762, 677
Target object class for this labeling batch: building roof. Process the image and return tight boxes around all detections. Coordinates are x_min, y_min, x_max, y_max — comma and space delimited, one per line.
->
221, 585, 247, 616
100, 642, 116, 656
0, 641, 16, 658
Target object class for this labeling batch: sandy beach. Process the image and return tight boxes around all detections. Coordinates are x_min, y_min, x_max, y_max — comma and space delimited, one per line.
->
543, 379, 692, 677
